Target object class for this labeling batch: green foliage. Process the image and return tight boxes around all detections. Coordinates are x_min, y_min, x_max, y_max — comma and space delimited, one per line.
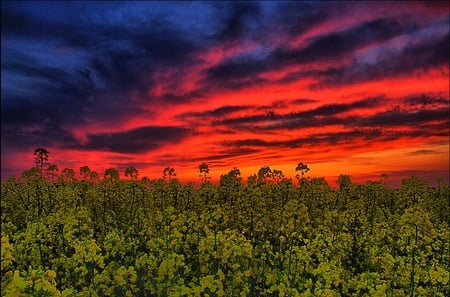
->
1, 173, 449, 296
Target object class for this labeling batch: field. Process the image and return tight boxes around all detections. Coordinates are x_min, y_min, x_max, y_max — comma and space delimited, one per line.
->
1, 173, 449, 296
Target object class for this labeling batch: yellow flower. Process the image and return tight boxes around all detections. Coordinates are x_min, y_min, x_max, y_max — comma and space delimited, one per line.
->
128, 267, 137, 283
88, 240, 99, 252
47, 270, 57, 280
192, 286, 203, 297
265, 272, 277, 285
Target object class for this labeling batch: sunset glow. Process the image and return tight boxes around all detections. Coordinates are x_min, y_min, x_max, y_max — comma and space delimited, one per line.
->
1, 1, 449, 186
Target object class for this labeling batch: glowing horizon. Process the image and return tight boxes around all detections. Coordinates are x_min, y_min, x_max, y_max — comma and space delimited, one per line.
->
1, 1, 449, 187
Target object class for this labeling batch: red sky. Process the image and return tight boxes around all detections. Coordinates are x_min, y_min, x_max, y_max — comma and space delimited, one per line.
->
1, 1, 449, 186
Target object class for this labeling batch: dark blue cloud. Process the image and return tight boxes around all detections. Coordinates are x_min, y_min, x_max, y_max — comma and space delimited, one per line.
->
354, 107, 449, 128
1, 1, 448, 179
70, 126, 191, 154
277, 17, 417, 64
312, 31, 449, 88
217, 96, 386, 128
200, 15, 423, 91
212, 2, 261, 41
226, 129, 385, 149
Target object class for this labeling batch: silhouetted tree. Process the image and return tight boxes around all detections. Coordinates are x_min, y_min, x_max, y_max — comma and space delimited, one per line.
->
80, 166, 91, 180
163, 167, 176, 182
141, 176, 151, 188
400, 176, 428, 208
380, 173, 389, 186
335, 174, 352, 208
104, 168, 119, 184
125, 166, 139, 181
47, 164, 59, 182
295, 162, 310, 186
272, 169, 285, 184
21, 167, 41, 183
257, 166, 272, 184
199, 162, 210, 183
247, 174, 257, 187
220, 167, 241, 186
219, 167, 242, 204
60, 168, 76, 183
34, 147, 50, 179
337, 174, 352, 192
89, 171, 100, 183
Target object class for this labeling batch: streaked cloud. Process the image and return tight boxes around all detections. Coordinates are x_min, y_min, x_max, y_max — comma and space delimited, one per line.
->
1, 1, 448, 185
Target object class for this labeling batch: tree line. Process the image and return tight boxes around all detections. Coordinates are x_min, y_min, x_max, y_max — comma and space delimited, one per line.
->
20, 148, 315, 187
2, 148, 449, 296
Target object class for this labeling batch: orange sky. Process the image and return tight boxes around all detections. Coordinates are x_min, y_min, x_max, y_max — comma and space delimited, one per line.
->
2, 1, 449, 187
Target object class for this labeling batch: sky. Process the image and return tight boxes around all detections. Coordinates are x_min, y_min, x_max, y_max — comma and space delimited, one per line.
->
1, 1, 449, 186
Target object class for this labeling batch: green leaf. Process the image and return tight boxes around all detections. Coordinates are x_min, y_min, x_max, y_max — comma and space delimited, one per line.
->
12, 271, 27, 290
